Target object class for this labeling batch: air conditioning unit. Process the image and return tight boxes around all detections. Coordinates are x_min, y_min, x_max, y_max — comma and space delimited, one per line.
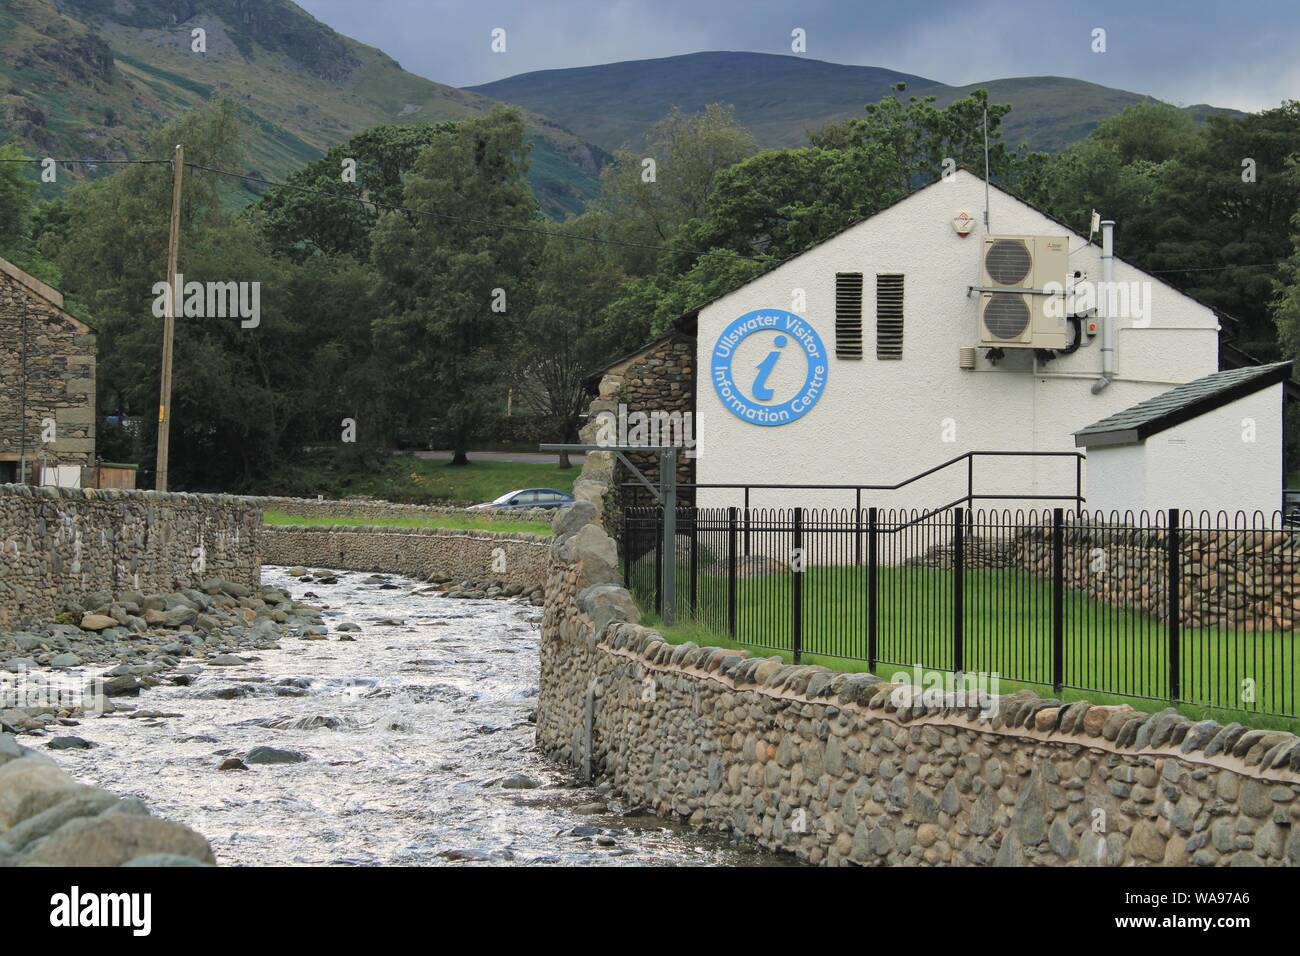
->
977, 235, 1069, 349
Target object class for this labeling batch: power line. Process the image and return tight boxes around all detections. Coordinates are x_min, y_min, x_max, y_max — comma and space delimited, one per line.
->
1148, 262, 1286, 274
0, 158, 170, 165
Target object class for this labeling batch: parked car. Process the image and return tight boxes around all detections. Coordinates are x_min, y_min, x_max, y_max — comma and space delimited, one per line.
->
467, 488, 574, 511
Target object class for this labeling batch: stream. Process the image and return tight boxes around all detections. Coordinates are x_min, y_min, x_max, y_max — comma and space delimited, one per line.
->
47, 566, 782, 866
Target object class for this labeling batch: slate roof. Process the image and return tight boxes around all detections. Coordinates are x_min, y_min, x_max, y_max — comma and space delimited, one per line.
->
1073, 362, 1293, 447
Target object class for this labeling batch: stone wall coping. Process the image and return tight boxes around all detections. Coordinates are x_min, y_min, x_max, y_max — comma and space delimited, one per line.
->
0, 482, 257, 509
247, 494, 555, 521
582, 619, 1300, 787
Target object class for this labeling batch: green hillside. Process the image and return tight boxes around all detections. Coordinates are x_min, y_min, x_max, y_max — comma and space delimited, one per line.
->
0, 0, 605, 217
467, 50, 1237, 153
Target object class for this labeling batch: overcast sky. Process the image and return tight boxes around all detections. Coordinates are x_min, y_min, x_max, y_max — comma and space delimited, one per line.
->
295, 0, 1297, 112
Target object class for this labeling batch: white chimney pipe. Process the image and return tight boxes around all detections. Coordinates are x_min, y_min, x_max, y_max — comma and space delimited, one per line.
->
1090, 219, 1116, 395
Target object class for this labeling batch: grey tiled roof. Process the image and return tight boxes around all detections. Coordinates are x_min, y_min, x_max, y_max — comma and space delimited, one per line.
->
1074, 361, 1293, 447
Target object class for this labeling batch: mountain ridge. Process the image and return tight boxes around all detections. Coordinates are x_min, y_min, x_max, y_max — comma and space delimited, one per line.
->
467, 50, 1238, 153
0, 0, 606, 217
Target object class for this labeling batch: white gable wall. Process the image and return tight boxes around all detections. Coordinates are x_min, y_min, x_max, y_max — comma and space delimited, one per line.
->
694, 169, 1222, 515
1085, 384, 1283, 519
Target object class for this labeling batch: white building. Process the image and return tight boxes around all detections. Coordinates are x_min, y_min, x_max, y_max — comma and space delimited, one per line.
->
1074, 362, 1290, 518
688, 168, 1262, 516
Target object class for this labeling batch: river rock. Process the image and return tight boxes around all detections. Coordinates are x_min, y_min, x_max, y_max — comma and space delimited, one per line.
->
79, 614, 117, 632
499, 773, 540, 789
207, 654, 247, 667
243, 746, 307, 765
0, 757, 83, 830
47, 736, 95, 750
21, 814, 215, 867
0, 790, 120, 852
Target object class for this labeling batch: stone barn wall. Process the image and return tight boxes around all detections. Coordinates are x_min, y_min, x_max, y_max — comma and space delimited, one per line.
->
0, 260, 96, 478
593, 330, 695, 508
0, 484, 262, 628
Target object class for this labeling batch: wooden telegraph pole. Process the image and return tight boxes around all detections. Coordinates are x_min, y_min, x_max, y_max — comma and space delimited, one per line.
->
155, 144, 183, 491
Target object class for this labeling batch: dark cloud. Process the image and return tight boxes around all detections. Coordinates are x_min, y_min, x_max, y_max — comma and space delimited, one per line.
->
297, 0, 1297, 111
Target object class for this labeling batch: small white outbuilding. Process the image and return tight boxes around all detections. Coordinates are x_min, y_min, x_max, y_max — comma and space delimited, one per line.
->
1073, 361, 1291, 518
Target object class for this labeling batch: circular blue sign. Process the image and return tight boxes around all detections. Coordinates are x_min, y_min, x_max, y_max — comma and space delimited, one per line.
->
710, 309, 828, 426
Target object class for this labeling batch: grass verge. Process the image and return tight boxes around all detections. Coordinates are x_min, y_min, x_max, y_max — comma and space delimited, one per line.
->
263, 510, 551, 535
262, 452, 577, 505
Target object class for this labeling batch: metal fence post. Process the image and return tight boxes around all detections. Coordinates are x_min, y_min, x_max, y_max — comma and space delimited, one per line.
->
792, 506, 803, 664
953, 507, 964, 675
653, 509, 662, 617
622, 507, 630, 588
867, 506, 878, 668
854, 488, 862, 566
743, 487, 751, 556
688, 507, 698, 619
1168, 507, 1181, 701
727, 507, 738, 638
1052, 507, 1064, 693
661, 448, 676, 627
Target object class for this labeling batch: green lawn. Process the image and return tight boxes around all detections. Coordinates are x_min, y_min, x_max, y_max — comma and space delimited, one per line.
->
263, 510, 551, 535
261, 453, 577, 506
630, 555, 1300, 730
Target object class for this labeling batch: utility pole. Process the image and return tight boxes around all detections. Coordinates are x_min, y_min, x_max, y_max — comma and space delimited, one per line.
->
155, 144, 183, 491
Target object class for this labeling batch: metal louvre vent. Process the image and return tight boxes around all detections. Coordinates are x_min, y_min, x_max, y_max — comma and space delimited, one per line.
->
984, 239, 1033, 285
983, 293, 1031, 340
876, 273, 904, 359
834, 273, 864, 358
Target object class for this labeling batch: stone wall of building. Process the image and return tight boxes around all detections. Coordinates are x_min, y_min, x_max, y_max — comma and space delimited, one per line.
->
261, 525, 550, 597
537, 418, 1300, 867
0, 484, 262, 628
0, 261, 96, 477
595, 331, 695, 507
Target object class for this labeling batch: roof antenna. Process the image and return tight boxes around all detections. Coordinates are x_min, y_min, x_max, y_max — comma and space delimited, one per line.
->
982, 105, 991, 231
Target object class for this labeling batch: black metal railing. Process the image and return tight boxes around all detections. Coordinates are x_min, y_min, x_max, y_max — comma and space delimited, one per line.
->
618, 450, 1085, 515
623, 505, 1300, 720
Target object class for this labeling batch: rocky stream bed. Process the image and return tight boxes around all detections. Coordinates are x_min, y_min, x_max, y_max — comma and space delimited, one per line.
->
1, 567, 781, 866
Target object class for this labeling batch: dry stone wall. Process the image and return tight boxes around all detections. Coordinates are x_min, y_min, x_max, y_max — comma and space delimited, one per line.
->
253, 495, 554, 525
261, 524, 549, 596
913, 519, 1300, 630
0, 484, 261, 628
538, 424, 1300, 866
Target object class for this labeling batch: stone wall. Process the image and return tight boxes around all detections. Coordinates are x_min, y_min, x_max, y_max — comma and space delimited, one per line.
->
0, 260, 96, 475
253, 495, 555, 525
0, 484, 262, 628
261, 524, 550, 596
912, 519, 1300, 630
537, 420, 1300, 867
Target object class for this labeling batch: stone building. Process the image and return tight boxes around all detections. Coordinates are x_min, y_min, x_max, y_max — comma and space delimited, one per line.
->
584, 321, 696, 507
0, 256, 96, 486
